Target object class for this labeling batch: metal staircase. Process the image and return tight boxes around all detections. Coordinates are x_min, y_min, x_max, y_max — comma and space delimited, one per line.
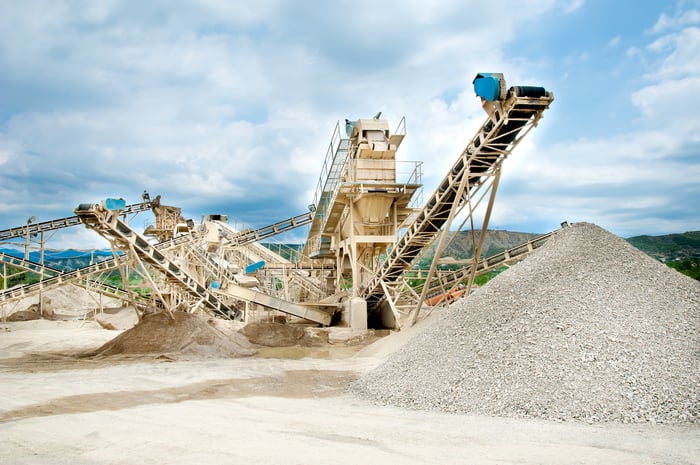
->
304, 122, 352, 258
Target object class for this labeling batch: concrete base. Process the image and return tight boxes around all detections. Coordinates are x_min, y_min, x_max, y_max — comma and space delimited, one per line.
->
341, 297, 367, 331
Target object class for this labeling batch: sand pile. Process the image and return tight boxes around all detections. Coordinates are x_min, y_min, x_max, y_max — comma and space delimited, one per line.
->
94, 306, 139, 330
86, 311, 255, 359
241, 322, 310, 346
6, 284, 122, 319
351, 223, 700, 424
6, 308, 43, 321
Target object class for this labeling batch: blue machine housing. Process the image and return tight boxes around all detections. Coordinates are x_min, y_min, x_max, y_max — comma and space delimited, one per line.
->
473, 73, 506, 102
245, 260, 265, 274
103, 197, 126, 211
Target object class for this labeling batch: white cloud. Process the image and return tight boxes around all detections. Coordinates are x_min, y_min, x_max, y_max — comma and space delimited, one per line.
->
1, 0, 699, 242
625, 46, 641, 57
645, 27, 700, 79
0, 135, 21, 165
495, 111, 700, 236
649, 8, 700, 34
631, 76, 700, 124
496, 1, 700, 236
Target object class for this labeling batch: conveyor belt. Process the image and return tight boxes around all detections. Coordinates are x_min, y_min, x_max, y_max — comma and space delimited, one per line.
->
0, 252, 61, 278
0, 228, 208, 306
362, 85, 553, 311
0, 252, 131, 304
420, 230, 556, 303
74, 206, 333, 324
74, 204, 235, 318
0, 202, 151, 242
218, 212, 313, 248
216, 285, 332, 326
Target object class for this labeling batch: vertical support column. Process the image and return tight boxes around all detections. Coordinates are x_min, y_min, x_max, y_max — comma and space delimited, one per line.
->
465, 169, 502, 297
344, 296, 367, 330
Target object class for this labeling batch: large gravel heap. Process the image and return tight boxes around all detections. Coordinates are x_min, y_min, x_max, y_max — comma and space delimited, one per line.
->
351, 223, 700, 423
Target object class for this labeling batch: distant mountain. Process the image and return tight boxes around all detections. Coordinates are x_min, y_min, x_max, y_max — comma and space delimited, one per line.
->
443, 229, 542, 259
0, 248, 116, 272
415, 230, 542, 268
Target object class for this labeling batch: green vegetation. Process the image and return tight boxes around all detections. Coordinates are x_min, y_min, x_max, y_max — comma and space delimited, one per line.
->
626, 231, 700, 282
474, 267, 509, 287
666, 259, 700, 281
626, 231, 700, 262
1, 265, 41, 288
1, 263, 151, 296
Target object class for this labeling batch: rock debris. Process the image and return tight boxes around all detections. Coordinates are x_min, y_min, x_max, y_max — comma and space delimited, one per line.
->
350, 223, 700, 424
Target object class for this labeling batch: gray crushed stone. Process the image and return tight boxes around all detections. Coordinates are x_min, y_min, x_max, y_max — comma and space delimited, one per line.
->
350, 223, 700, 424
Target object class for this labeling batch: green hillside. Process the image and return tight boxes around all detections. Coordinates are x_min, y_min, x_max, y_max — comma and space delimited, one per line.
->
626, 231, 700, 261
626, 231, 700, 281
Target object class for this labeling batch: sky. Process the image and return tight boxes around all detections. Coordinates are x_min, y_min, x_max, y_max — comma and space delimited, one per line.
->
1, 0, 699, 250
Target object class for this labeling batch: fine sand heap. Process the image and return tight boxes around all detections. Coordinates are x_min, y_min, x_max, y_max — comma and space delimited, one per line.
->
86, 311, 256, 359
351, 223, 700, 424
5, 284, 122, 320
241, 321, 311, 347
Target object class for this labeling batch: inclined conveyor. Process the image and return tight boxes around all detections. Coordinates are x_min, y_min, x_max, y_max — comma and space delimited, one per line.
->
0, 201, 151, 242
361, 75, 554, 319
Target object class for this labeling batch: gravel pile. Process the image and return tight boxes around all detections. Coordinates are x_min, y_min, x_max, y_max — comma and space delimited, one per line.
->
350, 223, 700, 423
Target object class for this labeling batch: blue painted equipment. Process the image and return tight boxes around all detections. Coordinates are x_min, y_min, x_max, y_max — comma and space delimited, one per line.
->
102, 198, 126, 211
473, 73, 506, 101
245, 260, 265, 274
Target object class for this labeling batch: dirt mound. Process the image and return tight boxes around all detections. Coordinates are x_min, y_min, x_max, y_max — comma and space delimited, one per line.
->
240, 322, 324, 347
87, 311, 256, 359
94, 307, 139, 330
351, 223, 700, 424
6, 309, 42, 322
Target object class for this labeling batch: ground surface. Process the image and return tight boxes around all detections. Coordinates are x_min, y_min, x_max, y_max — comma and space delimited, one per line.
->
0, 319, 698, 465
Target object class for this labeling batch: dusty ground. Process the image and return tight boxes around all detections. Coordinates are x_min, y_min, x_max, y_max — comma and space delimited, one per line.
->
0, 319, 698, 465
